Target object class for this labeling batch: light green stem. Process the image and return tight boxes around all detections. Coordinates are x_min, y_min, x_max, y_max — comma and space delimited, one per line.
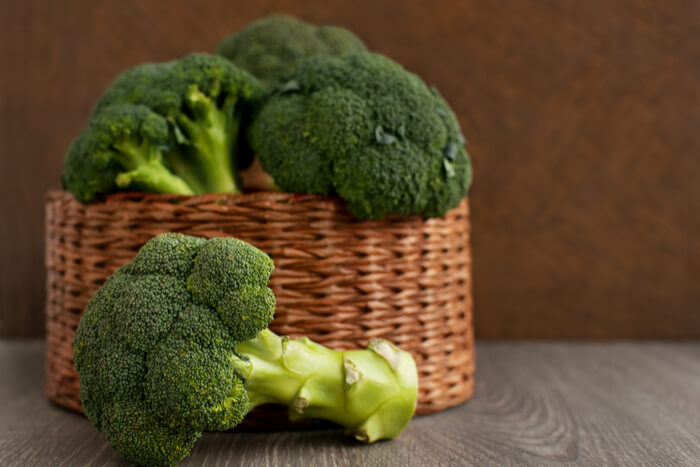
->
176, 86, 242, 194
164, 149, 208, 194
236, 329, 418, 442
111, 140, 194, 195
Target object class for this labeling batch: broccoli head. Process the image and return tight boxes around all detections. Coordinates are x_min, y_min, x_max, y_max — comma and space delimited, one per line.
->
88, 53, 266, 195
249, 52, 472, 219
215, 14, 367, 86
74, 233, 417, 466
61, 104, 195, 202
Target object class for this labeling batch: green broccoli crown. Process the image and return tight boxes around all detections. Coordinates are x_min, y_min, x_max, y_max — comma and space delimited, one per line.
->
75, 233, 418, 465
249, 52, 472, 219
94, 53, 266, 118
61, 104, 194, 203
73, 233, 275, 466
215, 14, 367, 86
94, 53, 267, 194
63, 53, 267, 202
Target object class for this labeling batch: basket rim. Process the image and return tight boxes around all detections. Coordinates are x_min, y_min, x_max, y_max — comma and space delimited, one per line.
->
46, 189, 469, 221
47, 188, 330, 204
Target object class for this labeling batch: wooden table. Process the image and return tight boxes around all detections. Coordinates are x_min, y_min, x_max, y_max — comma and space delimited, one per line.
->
1, 341, 699, 466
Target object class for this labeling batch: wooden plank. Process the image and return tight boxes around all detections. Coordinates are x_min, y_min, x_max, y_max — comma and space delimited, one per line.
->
1, 341, 699, 465
1, 0, 699, 337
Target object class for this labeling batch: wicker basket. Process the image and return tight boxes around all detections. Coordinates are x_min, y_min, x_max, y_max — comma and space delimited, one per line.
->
45, 190, 474, 421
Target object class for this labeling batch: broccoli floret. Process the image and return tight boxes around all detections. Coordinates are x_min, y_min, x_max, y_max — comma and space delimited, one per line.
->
61, 104, 195, 202
215, 14, 367, 86
249, 52, 472, 219
91, 53, 266, 195
74, 233, 417, 466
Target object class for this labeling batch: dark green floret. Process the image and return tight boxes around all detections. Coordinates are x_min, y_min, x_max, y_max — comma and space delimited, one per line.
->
74, 233, 418, 466
216, 14, 367, 86
62, 54, 267, 202
249, 52, 472, 219
93, 54, 266, 195
61, 104, 194, 203
74, 234, 271, 466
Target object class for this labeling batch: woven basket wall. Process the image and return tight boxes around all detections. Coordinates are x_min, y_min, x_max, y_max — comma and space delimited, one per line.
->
45, 189, 474, 423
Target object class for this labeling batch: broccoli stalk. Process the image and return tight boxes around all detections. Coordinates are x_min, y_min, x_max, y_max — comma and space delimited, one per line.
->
239, 156, 280, 192
235, 329, 417, 442
110, 139, 193, 195
172, 85, 242, 193
159, 149, 208, 195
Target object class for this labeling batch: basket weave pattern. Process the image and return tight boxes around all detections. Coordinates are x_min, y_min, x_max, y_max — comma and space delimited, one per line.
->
45, 190, 474, 417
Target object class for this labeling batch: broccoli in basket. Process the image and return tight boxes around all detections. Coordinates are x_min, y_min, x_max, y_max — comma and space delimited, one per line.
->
216, 14, 367, 86
74, 233, 418, 466
61, 104, 195, 202
249, 52, 472, 219
62, 54, 265, 202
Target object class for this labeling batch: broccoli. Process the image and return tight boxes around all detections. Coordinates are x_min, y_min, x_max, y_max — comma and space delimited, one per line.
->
74, 233, 418, 466
61, 104, 195, 202
248, 52, 472, 219
79, 53, 266, 197
215, 14, 367, 86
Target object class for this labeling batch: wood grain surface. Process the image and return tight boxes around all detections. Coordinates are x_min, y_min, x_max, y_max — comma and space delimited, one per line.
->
1, 0, 699, 337
2, 340, 700, 466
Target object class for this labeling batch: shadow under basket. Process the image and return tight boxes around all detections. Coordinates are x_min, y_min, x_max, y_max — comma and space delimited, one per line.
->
44, 190, 475, 426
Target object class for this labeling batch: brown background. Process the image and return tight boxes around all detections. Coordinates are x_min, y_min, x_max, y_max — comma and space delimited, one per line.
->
1, 0, 698, 338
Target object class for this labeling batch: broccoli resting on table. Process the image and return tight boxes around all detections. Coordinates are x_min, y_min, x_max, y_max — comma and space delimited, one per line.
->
249, 52, 472, 220
62, 54, 265, 202
216, 14, 366, 86
73, 233, 418, 466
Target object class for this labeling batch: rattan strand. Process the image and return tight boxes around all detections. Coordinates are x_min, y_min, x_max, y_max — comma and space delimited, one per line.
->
44, 190, 474, 423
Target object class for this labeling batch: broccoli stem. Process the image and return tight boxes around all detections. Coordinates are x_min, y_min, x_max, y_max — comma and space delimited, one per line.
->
239, 156, 281, 192
111, 140, 194, 195
236, 329, 418, 442
164, 149, 209, 194
176, 86, 242, 194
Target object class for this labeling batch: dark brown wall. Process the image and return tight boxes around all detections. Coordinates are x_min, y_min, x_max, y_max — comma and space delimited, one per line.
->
1, 0, 698, 338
